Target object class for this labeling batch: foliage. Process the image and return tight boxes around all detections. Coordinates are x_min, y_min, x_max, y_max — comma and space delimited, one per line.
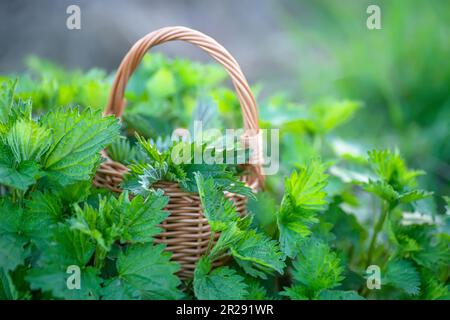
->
0, 82, 183, 300
0, 50, 448, 301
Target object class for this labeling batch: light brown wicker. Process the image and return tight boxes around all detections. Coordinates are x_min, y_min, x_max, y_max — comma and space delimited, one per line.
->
93, 26, 263, 279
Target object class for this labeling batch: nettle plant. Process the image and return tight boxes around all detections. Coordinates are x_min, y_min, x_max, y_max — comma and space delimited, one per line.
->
0, 50, 448, 300
0, 81, 287, 300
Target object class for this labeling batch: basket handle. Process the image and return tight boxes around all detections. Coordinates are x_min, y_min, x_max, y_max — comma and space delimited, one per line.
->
105, 26, 264, 186
105, 26, 259, 129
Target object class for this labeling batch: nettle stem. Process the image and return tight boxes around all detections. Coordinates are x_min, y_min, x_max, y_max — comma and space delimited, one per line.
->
366, 201, 389, 266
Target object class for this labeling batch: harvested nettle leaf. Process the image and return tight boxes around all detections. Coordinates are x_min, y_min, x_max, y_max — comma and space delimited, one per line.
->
122, 134, 254, 197
195, 172, 238, 232
102, 244, 183, 300
281, 239, 363, 300
277, 159, 328, 258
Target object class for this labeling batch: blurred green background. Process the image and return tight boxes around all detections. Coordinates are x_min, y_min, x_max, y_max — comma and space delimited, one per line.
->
281, 0, 450, 200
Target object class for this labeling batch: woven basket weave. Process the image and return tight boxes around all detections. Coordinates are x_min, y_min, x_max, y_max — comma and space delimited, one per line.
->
93, 26, 263, 279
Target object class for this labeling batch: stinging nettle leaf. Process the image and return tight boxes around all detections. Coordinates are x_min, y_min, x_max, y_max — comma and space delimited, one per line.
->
230, 229, 285, 278
277, 159, 328, 257
105, 244, 182, 300
26, 266, 102, 300
193, 256, 247, 300
6, 119, 52, 163
363, 179, 399, 203
291, 239, 344, 295
383, 259, 420, 296
398, 190, 433, 204
195, 172, 238, 232
41, 108, 120, 185
0, 144, 40, 191
0, 267, 18, 300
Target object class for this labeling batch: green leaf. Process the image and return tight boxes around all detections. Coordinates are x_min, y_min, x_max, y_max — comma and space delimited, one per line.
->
292, 240, 344, 294
182, 163, 254, 199
6, 119, 52, 163
70, 202, 114, 251
208, 222, 241, 261
108, 136, 143, 165
112, 192, 169, 243
363, 180, 399, 203
230, 229, 285, 278
389, 224, 450, 270
280, 285, 309, 300
101, 278, 140, 300
421, 272, 450, 300
41, 108, 119, 185
245, 279, 269, 300
277, 160, 328, 257
383, 259, 420, 296
368, 149, 424, 191
278, 197, 319, 257
26, 191, 63, 222
398, 190, 433, 204
106, 244, 182, 300
123, 162, 168, 196
285, 160, 328, 210
193, 256, 247, 300
37, 225, 96, 267
25, 226, 100, 299
70, 192, 169, 251
0, 268, 18, 300
26, 266, 102, 300
0, 235, 29, 272
0, 144, 40, 191
195, 172, 238, 231
0, 199, 53, 244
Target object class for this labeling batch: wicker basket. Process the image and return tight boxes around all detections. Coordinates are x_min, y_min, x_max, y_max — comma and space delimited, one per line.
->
93, 26, 264, 279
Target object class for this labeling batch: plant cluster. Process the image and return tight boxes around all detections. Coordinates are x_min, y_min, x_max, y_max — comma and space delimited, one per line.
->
0, 52, 448, 300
